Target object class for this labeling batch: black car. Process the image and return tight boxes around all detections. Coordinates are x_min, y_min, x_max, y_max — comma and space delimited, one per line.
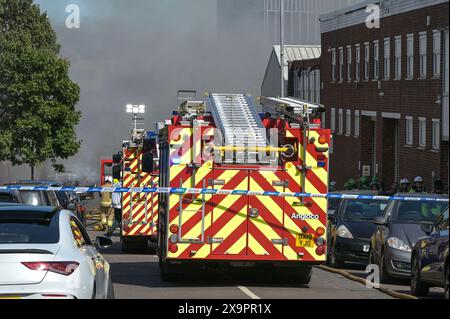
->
0, 190, 20, 203
328, 196, 389, 268
411, 207, 449, 298
370, 193, 448, 283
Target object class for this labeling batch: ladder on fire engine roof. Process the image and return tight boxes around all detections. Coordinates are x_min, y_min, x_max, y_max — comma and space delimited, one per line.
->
259, 96, 325, 124
206, 93, 269, 162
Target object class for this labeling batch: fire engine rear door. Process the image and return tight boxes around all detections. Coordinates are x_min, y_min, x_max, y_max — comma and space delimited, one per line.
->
247, 170, 285, 258
210, 168, 249, 256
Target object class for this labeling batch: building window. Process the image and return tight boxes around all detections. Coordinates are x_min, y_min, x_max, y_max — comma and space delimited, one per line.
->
330, 108, 336, 132
405, 116, 413, 145
354, 110, 360, 137
395, 36, 402, 79
407, 34, 414, 79
432, 119, 440, 150
374, 41, 379, 80
364, 42, 370, 80
433, 30, 441, 76
338, 108, 343, 134
355, 44, 361, 81
419, 117, 426, 148
419, 32, 427, 78
347, 46, 352, 82
346, 109, 351, 136
339, 47, 344, 82
384, 38, 390, 79
331, 49, 336, 82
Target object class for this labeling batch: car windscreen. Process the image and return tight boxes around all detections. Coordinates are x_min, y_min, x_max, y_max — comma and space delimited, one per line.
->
342, 199, 388, 221
394, 200, 448, 223
0, 193, 15, 203
328, 198, 339, 210
19, 191, 44, 206
0, 212, 59, 244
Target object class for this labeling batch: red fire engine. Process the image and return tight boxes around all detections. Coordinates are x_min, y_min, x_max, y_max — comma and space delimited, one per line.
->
157, 92, 330, 282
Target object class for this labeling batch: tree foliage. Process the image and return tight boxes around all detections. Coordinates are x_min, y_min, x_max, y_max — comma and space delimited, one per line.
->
0, 0, 81, 176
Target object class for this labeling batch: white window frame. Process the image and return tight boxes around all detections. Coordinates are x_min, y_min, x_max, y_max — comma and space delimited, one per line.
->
355, 44, 361, 81
418, 117, 426, 148
339, 47, 344, 82
347, 45, 352, 82
331, 49, 336, 82
364, 42, 370, 81
330, 108, 336, 132
354, 110, 360, 137
433, 30, 441, 77
432, 119, 440, 150
419, 32, 427, 78
407, 34, 414, 79
338, 108, 344, 134
405, 116, 413, 145
346, 109, 352, 136
374, 40, 379, 80
395, 36, 402, 80
384, 38, 390, 79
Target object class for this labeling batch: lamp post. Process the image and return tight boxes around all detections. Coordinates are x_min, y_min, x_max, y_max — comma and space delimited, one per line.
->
280, 0, 285, 98
126, 104, 146, 131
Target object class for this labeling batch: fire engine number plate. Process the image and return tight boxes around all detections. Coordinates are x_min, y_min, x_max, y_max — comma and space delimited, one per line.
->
295, 233, 314, 248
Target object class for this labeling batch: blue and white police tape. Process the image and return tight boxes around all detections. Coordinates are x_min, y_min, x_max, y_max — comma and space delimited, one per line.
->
0, 185, 448, 203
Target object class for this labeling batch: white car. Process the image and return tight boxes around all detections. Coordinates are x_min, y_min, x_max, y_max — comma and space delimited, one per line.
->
0, 204, 114, 299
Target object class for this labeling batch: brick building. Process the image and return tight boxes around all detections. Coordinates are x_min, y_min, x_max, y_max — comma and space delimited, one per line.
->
289, 0, 449, 191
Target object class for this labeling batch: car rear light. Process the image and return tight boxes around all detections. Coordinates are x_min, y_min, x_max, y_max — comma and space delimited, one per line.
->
169, 244, 178, 253
318, 135, 327, 145
315, 227, 325, 237
169, 224, 179, 234
22, 262, 79, 276
315, 245, 326, 256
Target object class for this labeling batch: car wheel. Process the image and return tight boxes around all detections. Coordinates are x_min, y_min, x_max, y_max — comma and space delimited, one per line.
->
445, 263, 449, 300
379, 252, 392, 284
410, 255, 429, 297
329, 246, 344, 269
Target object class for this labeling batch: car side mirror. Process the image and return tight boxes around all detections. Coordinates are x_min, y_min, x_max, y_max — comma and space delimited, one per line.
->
421, 223, 433, 236
96, 236, 113, 248
142, 154, 154, 173
373, 216, 386, 226
328, 214, 335, 222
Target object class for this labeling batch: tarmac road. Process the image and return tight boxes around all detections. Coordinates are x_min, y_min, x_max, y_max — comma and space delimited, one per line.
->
89, 231, 392, 299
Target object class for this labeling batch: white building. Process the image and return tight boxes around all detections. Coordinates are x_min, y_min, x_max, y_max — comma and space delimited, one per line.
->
261, 45, 321, 97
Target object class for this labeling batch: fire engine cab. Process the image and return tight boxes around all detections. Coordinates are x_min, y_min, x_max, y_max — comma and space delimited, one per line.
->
157, 92, 330, 283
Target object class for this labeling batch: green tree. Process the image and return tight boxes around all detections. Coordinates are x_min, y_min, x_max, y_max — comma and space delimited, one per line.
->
0, 0, 81, 179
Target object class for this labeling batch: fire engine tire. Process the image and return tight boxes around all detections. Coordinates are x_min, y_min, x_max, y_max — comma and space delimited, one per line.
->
274, 266, 312, 285
159, 261, 178, 282
121, 238, 148, 253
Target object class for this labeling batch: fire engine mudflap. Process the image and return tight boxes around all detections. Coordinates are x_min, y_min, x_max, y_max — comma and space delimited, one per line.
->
157, 92, 330, 283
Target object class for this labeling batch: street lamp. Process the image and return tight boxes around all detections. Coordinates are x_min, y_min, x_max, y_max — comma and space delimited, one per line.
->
126, 104, 146, 141
126, 104, 145, 114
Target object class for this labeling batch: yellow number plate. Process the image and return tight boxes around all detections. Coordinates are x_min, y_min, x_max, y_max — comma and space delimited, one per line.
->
296, 233, 314, 247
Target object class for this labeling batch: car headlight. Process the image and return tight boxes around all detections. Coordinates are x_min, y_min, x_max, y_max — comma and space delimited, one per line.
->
387, 237, 411, 252
337, 225, 353, 239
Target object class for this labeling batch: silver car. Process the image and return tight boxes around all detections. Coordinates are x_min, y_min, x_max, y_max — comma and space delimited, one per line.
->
0, 205, 114, 299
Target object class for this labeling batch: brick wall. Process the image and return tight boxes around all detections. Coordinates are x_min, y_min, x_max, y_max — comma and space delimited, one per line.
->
319, 2, 449, 191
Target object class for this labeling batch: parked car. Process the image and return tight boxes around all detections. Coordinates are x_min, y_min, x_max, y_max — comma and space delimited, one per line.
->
0, 189, 20, 203
369, 193, 448, 283
328, 194, 388, 268
0, 205, 114, 299
411, 207, 449, 298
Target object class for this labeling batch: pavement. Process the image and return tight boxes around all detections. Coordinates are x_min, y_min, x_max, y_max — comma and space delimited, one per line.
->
89, 230, 392, 299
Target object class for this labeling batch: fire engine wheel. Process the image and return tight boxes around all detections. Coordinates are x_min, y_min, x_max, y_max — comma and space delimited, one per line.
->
274, 266, 312, 285
159, 261, 178, 282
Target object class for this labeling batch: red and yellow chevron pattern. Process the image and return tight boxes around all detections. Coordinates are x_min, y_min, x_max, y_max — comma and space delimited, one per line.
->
121, 147, 159, 238
162, 124, 330, 262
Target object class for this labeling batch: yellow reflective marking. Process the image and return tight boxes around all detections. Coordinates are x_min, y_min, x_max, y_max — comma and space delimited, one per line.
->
248, 233, 268, 255
226, 233, 247, 255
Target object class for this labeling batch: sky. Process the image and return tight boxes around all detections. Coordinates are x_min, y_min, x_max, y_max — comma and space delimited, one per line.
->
24, 0, 267, 182
0, 0, 356, 183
